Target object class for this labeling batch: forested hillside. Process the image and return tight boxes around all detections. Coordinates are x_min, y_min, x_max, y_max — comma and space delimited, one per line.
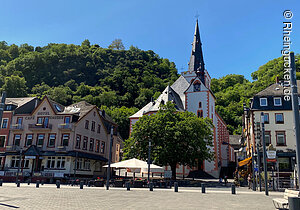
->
0, 40, 298, 137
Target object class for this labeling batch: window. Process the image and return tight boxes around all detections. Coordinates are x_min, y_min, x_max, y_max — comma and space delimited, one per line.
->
197, 110, 203, 118
1, 119, 8, 129
84, 159, 90, 170
6, 105, 12, 111
89, 138, 94, 151
193, 83, 200, 92
11, 156, 20, 168
64, 116, 71, 124
22, 159, 29, 168
275, 113, 284, 124
77, 158, 83, 169
17, 117, 23, 125
62, 134, 69, 146
56, 157, 65, 168
276, 131, 286, 146
14, 134, 21, 146
96, 140, 100, 153
26, 134, 33, 146
83, 136, 88, 150
37, 117, 49, 128
91, 121, 95, 131
37, 134, 45, 146
274, 97, 282, 106
85, 120, 89, 129
48, 134, 56, 147
0, 136, 5, 147
75, 135, 81, 149
260, 98, 268, 106
265, 131, 271, 146
100, 141, 105, 154
199, 102, 202, 108
264, 113, 269, 124
97, 124, 101, 133
47, 157, 56, 168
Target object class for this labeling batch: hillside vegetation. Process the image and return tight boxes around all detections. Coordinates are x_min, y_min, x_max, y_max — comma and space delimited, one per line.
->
0, 40, 298, 136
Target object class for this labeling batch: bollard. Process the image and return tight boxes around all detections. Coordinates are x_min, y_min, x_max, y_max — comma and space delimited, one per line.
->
88, 181, 91, 187
80, 181, 84, 189
71, 180, 74, 186
231, 184, 236, 194
288, 197, 300, 210
36, 180, 40, 188
56, 180, 60, 188
126, 182, 130, 191
41, 180, 44, 185
149, 182, 153, 191
201, 183, 205, 193
0, 179, 3, 186
27, 179, 30, 185
174, 182, 178, 192
17, 180, 20, 187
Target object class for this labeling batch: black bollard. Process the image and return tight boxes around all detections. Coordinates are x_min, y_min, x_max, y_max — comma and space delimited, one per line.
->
36, 180, 40, 188
41, 180, 44, 185
201, 183, 205, 193
27, 179, 30, 185
149, 182, 153, 191
71, 180, 74, 186
174, 182, 178, 192
17, 180, 20, 187
88, 181, 91, 187
0, 179, 3, 186
56, 180, 60, 188
126, 182, 130, 191
80, 181, 84, 189
231, 184, 236, 194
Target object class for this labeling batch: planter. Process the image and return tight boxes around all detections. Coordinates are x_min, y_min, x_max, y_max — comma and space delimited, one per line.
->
133, 181, 144, 188
114, 180, 124, 187
94, 181, 104, 187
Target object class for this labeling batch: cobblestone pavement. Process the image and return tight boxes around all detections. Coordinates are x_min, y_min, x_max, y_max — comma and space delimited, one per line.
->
0, 183, 283, 210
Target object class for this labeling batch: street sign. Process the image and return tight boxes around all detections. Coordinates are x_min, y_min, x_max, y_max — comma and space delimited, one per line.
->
267, 151, 276, 159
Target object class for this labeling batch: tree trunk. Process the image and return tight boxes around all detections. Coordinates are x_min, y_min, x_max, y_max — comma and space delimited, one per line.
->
170, 163, 177, 180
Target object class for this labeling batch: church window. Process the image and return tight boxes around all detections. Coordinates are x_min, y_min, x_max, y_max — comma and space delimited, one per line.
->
197, 110, 203, 118
199, 102, 202, 108
194, 83, 201, 92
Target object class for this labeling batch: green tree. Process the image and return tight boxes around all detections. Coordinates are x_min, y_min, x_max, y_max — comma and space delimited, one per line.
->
124, 102, 214, 180
108, 39, 125, 50
2, 75, 27, 97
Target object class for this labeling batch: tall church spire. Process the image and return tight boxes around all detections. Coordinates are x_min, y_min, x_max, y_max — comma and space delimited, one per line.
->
188, 20, 205, 85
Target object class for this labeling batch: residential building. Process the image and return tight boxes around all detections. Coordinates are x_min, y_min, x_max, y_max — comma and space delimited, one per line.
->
2, 96, 121, 182
242, 80, 299, 172
129, 20, 233, 178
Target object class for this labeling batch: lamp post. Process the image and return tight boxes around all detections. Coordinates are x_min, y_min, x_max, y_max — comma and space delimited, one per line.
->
16, 149, 22, 183
261, 112, 268, 196
257, 143, 262, 192
148, 138, 151, 183
106, 126, 114, 190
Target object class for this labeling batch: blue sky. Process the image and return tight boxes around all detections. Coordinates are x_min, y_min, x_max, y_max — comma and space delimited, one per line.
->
0, 0, 299, 80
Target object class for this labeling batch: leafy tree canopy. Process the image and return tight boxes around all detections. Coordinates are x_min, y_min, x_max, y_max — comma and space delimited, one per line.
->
124, 102, 214, 179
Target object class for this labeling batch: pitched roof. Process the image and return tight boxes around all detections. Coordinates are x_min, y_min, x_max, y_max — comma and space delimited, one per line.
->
5, 97, 36, 107
255, 81, 300, 96
130, 85, 184, 118
171, 75, 190, 108
63, 101, 94, 119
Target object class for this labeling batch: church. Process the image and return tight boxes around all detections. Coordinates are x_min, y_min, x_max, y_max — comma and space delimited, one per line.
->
129, 20, 234, 178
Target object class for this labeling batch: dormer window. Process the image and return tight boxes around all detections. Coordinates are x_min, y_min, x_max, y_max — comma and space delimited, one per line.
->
274, 97, 282, 106
193, 83, 201, 92
260, 98, 267, 106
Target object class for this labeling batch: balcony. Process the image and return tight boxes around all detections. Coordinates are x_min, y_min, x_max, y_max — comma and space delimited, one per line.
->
10, 124, 24, 131
58, 123, 73, 130
28, 124, 52, 131
6, 145, 21, 152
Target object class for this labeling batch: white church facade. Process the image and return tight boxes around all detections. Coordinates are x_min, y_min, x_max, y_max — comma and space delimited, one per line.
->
129, 21, 234, 178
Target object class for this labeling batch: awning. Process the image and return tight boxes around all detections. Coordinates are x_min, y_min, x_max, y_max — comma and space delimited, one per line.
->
238, 156, 252, 167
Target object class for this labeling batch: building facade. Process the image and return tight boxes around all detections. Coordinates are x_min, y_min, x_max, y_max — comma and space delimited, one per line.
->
1, 96, 121, 182
129, 21, 233, 178
242, 80, 300, 172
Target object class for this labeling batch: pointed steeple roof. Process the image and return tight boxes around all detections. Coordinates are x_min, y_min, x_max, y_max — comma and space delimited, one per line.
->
188, 20, 205, 85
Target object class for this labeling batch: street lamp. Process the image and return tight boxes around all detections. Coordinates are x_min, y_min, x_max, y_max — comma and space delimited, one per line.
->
106, 125, 114, 190
261, 112, 268, 196
147, 138, 151, 183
